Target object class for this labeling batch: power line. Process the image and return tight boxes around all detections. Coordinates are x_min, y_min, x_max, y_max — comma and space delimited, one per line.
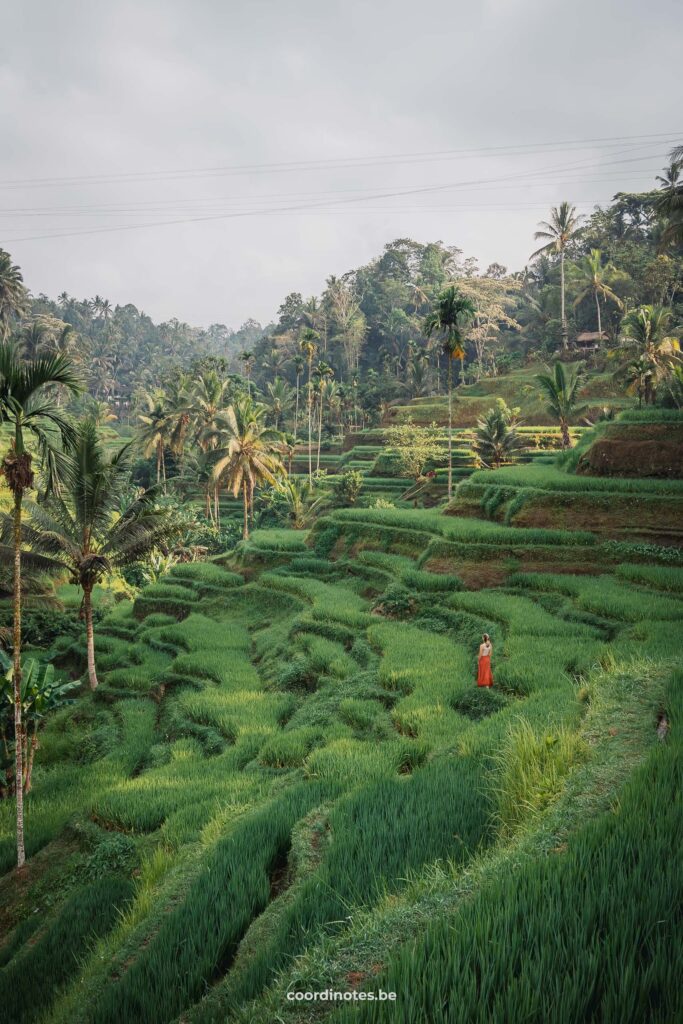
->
0, 131, 679, 190
1, 149, 668, 244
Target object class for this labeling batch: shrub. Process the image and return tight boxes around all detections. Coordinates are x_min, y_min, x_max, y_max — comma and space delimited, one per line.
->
332, 469, 364, 507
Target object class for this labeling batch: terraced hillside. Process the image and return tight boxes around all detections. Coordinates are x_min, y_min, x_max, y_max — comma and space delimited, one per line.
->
1, 456, 681, 1023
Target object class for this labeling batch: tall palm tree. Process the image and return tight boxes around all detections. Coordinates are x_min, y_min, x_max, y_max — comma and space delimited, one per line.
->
619, 305, 680, 405
424, 286, 476, 499
137, 391, 170, 488
266, 377, 293, 430
531, 202, 583, 350
535, 361, 587, 448
572, 249, 624, 337
313, 361, 334, 472
656, 157, 683, 250
299, 329, 318, 485
212, 400, 284, 540
0, 251, 28, 340
0, 343, 81, 868
292, 354, 305, 440
239, 351, 255, 395
2, 421, 177, 691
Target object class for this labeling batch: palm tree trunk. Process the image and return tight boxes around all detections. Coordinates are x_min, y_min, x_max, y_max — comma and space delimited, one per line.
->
560, 249, 568, 351
242, 480, 249, 540
560, 418, 571, 449
595, 291, 602, 337
294, 376, 300, 441
214, 484, 220, 527
12, 487, 25, 868
316, 393, 323, 473
447, 359, 453, 500
84, 586, 99, 690
307, 362, 313, 486
156, 443, 162, 485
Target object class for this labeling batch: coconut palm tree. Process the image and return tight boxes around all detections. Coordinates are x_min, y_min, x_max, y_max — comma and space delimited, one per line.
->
313, 362, 335, 472
299, 329, 318, 485
535, 361, 587, 448
619, 305, 680, 405
572, 249, 624, 337
0, 251, 28, 340
2, 421, 177, 692
0, 343, 81, 868
239, 350, 255, 395
657, 158, 683, 249
212, 399, 284, 540
137, 390, 171, 488
292, 354, 305, 440
473, 405, 527, 469
266, 377, 294, 430
531, 203, 583, 350
424, 286, 476, 499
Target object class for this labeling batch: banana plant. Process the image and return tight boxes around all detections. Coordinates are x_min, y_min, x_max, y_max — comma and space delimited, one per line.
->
0, 652, 79, 795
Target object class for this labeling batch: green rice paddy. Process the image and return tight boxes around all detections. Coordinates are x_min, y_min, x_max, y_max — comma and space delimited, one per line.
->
1, 454, 682, 1023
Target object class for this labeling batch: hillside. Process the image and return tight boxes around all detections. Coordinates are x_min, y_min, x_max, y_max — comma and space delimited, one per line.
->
1, 434, 681, 1023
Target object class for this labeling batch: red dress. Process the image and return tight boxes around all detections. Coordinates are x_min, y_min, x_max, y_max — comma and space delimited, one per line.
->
477, 646, 493, 688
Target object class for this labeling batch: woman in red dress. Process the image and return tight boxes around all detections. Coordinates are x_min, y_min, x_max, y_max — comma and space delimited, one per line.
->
477, 633, 494, 688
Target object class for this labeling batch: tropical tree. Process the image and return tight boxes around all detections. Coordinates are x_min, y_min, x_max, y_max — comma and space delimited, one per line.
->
0, 655, 79, 796
619, 305, 680, 404
239, 350, 255, 394
0, 342, 81, 868
424, 286, 476, 498
313, 362, 335, 471
2, 421, 178, 692
269, 477, 327, 529
266, 376, 294, 430
535, 361, 587, 447
299, 329, 318, 485
656, 157, 683, 249
137, 390, 171, 488
292, 354, 305, 440
571, 250, 624, 337
473, 402, 527, 469
0, 250, 28, 340
212, 399, 284, 540
532, 202, 583, 350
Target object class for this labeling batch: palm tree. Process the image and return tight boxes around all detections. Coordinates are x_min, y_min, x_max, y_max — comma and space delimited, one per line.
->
473, 405, 527, 469
0, 343, 81, 868
292, 354, 305, 440
535, 362, 587, 448
313, 361, 334, 472
3, 421, 177, 691
212, 400, 284, 540
239, 351, 255, 395
273, 477, 327, 529
572, 250, 624, 337
137, 391, 170, 488
266, 377, 293, 430
0, 251, 28, 340
532, 203, 583, 350
619, 305, 680, 405
656, 158, 683, 250
424, 286, 476, 499
299, 329, 318, 485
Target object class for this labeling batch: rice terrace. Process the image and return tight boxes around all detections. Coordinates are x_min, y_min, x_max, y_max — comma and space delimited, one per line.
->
1, 7, 683, 1021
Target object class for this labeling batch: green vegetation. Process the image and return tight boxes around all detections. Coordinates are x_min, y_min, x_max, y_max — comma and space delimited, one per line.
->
0, 144, 681, 1023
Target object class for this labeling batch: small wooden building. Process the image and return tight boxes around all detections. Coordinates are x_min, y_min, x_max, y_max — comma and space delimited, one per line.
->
575, 331, 606, 351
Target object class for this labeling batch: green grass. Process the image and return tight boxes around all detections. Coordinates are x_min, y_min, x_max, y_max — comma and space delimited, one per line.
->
3, 475, 682, 1024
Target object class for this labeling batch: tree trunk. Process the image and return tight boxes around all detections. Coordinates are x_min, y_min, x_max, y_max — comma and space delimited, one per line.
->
242, 481, 249, 540
560, 250, 568, 351
447, 358, 453, 500
84, 586, 99, 690
595, 291, 602, 338
24, 731, 38, 795
560, 418, 571, 449
307, 362, 313, 485
214, 485, 220, 527
12, 488, 25, 868
294, 377, 300, 441
316, 393, 323, 473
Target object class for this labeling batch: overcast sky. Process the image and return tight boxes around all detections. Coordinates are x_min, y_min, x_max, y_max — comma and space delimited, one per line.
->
1, 0, 681, 328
